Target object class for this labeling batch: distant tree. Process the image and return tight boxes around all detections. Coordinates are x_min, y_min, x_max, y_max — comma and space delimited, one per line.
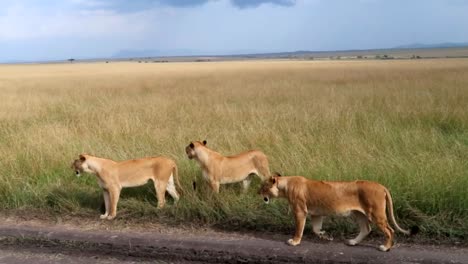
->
357, 55, 363, 59
68, 58, 75, 63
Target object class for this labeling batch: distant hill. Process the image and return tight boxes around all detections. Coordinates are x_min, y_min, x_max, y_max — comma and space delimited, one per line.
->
15, 43, 463, 64
112, 43, 468, 60
394, 42, 468, 49
113, 49, 161, 58
113, 49, 199, 58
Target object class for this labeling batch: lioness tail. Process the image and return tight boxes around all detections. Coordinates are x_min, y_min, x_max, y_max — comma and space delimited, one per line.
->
384, 188, 418, 235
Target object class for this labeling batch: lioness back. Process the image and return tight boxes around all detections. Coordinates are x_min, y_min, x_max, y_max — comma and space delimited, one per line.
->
220, 150, 267, 178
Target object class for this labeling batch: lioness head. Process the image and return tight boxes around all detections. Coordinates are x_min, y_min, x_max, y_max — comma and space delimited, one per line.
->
71, 154, 91, 177
258, 173, 281, 204
185, 140, 207, 159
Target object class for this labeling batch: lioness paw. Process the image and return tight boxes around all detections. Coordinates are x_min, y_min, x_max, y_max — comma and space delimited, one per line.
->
318, 232, 333, 241
346, 239, 358, 246
100, 214, 108, 220
106, 215, 116, 220
378, 245, 390, 252
287, 239, 300, 246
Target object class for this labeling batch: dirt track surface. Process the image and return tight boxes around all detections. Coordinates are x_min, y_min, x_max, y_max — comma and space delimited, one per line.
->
0, 221, 466, 264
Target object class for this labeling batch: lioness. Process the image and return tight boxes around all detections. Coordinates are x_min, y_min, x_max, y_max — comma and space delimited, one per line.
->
259, 174, 418, 251
186, 140, 270, 193
71, 154, 182, 220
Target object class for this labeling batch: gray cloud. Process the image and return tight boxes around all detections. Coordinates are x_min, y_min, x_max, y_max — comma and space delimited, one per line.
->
151, 0, 213, 7
230, 0, 296, 9
75, 0, 296, 12
74, 0, 213, 13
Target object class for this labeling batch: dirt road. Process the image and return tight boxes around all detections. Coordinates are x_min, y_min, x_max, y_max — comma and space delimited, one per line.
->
0, 220, 466, 264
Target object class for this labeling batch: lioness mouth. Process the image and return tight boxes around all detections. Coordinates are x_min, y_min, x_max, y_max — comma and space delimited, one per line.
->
263, 197, 269, 204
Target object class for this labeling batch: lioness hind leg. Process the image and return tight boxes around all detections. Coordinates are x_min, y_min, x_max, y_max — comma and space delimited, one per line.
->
375, 220, 394, 252
242, 178, 251, 192
154, 180, 167, 209
252, 154, 271, 181
166, 175, 180, 204
311, 216, 333, 241
346, 212, 371, 246
256, 161, 271, 181
209, 181, 220, 193
371, 208, 395, 251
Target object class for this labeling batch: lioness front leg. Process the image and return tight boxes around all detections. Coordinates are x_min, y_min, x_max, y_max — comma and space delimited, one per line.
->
287, 209, 307, 246
311, 216, 333, 241
107, 187, 121, 220
100, 190, 110, 219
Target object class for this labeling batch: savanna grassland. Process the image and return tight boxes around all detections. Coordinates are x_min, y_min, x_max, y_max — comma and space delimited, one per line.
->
0, 59, 467, 241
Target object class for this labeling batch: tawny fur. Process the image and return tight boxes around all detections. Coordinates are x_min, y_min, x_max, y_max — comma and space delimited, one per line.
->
259, 175, 417, 252
186, 141, 270, 193
71, 154, 182, 220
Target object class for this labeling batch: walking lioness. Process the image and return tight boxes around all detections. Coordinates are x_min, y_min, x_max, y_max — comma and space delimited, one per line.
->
71, 154, 182, 220
186, 140, 271, 193
259, 174, 418, 251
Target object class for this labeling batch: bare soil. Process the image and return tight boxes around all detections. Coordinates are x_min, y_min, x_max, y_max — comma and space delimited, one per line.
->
0, 216, 466, 264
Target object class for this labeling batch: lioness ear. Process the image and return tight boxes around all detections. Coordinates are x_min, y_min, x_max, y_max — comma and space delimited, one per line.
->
202, 140, 207, 145
189, 143, 194, 148
273, 172, 282, 177
79, 154, 86, 161
272, 177, 277, 184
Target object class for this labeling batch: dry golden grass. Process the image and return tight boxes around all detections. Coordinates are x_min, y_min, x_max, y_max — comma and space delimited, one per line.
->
0, 59, 467, 239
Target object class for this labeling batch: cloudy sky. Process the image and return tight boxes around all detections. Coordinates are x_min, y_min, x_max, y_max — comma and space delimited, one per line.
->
1, 0, 467, 62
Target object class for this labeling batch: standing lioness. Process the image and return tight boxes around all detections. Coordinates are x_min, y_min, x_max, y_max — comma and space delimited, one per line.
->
71, 154, 182, 220
259, 174, 418, 251
186, 140, 271, 193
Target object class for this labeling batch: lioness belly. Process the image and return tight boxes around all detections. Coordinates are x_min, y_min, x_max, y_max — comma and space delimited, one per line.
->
219, 169, 256, 184
309, 205, 364, 217
120, 176, 152, 188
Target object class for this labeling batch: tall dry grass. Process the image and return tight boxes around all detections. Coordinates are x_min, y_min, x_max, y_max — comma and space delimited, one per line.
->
0, 59, 467, 239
